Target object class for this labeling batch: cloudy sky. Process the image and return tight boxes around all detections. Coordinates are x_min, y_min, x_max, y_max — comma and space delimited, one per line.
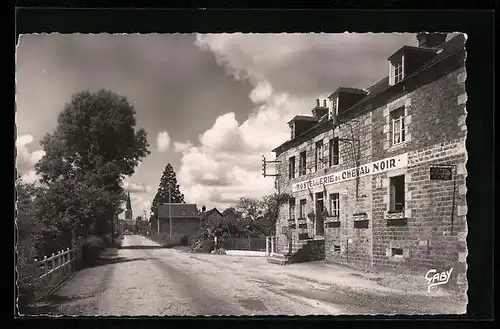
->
16, 32, 443, 218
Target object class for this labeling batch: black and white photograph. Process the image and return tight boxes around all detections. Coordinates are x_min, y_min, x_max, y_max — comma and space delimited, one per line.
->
15, 32, 469, 316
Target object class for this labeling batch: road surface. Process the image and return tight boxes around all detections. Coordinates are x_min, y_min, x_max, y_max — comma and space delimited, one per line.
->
38, 235, 466, 316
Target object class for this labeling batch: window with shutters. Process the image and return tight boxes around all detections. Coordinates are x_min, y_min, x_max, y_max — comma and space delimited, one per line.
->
299, 151, 307, 176
389, 175, 405, 213
329, 138, 339, 166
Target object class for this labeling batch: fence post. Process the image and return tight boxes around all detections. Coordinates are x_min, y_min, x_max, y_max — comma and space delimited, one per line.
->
266, 237, 269, 255
49, 253, 55, 285
66, 248, 70, 276
43, 256, 48, 284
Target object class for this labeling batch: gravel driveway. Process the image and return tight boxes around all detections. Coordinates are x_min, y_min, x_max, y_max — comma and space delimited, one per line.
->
39, 235, 466, 316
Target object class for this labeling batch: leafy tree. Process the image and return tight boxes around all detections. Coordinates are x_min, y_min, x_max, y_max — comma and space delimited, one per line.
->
234, 197, 263, 221
232, 194, 291, 237
34, 89, 150, 247
150, 163, 185, 224
260, 193, 292, 236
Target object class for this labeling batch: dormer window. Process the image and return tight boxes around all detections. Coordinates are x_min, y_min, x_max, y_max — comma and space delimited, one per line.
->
390, 55, 405, 85
290, 124, 295, 139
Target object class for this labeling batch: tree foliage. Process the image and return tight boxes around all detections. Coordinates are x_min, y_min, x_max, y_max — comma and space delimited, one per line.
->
36, 89, 150, 188
234, 197, 262, 221
150, 163, 185, 221
31, 89, 150, 253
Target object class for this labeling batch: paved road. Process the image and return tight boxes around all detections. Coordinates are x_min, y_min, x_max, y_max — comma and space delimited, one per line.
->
42, 235, 466, 316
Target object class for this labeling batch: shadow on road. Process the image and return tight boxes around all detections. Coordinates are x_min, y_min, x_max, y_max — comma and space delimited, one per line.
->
120, 245, 167, 250
81, 248, 154, 269
84, 256, 155, 269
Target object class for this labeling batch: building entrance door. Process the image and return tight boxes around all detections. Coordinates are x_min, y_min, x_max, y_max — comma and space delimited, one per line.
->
315, 192, 325, 236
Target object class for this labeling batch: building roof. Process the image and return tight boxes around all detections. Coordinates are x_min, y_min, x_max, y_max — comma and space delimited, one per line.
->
286, 115, 319, 125
201, 207, 224, 219
273, 34, 466, 154
387, 45, 437, 61
328, 87, 368, 99
158, 203, 198, 219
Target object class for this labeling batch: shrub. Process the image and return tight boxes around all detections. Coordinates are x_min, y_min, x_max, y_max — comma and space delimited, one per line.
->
81, 235, 106, 265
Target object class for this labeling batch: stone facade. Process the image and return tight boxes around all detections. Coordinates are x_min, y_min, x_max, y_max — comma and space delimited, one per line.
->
271, 34, 467, 292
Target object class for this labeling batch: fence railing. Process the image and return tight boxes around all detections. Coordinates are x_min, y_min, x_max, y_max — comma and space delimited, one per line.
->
23, 238, 84, 298
221, 237, 267, 252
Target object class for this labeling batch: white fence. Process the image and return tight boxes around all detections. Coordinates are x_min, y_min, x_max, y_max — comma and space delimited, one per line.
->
265, 236, 278, 256
28, 238, 84, 294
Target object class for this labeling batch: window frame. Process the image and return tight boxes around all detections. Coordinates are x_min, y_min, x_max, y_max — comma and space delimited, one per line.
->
391, 107, 406, 146
329, 138, 339, 166
289, 198, 296, 220
389, 174, 405, 213
288, 156, 296, 180
315, 140, 324, 171
299, 151, 307, 176
393, 59, 404, 84
329, 193, 340, 218
299, 199, 307, 219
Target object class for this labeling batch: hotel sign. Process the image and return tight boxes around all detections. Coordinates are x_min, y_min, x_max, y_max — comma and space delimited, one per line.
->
292, 153, 408, 193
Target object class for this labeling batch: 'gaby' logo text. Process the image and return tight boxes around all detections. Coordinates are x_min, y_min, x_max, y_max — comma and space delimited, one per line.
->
425, 268, 453, 293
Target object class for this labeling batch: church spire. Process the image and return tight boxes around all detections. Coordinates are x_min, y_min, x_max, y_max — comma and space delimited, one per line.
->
126, 192, 132, 211
125, 192, 133, 221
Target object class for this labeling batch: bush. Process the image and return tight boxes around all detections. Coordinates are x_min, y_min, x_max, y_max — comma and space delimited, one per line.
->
16, 238, 45, 312
81, 235, 106, 265
211, 248, 226, 255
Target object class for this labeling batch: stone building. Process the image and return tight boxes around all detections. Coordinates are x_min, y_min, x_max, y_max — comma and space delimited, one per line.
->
268, 33, 467, 292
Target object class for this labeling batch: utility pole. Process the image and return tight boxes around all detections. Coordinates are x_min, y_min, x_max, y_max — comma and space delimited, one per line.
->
169, 184, 173, 238
157, 207, 160, 236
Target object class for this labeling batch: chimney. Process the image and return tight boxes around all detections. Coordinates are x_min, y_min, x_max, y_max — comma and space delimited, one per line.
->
312, 99, 328, 119
416, 32, 447, 48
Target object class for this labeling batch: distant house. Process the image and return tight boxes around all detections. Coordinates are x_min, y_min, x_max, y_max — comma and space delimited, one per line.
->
201, 207, 224, 223
155, 203, 200, 243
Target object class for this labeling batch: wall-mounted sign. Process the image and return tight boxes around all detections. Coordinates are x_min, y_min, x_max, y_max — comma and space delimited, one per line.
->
429, 166, 453, 181
292, 153, 408, 193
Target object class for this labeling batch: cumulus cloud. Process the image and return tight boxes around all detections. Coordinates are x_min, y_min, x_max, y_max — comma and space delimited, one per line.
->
16, 134, 45, 183
173, 141, 193, 153
123, 179, 152, 194
179, 33, 420, 209
156, 131, 171, 152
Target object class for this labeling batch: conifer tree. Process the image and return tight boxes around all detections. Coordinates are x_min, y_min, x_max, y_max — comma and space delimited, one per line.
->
150, 163, 185, 220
